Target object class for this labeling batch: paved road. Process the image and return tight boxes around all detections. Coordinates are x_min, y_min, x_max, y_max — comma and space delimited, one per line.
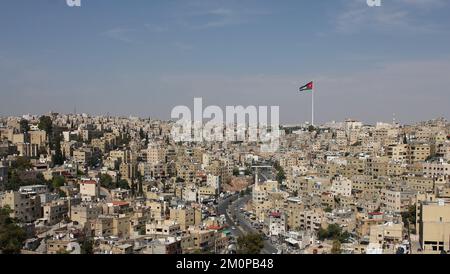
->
218, 166, 278, 254
230, 194, 278, 254
100, 187, 112, 202
217, 194, 239, 231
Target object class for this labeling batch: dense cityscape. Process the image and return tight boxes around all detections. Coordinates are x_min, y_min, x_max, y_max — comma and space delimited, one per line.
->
1, 113, 449, 254
2, 1, 450, 265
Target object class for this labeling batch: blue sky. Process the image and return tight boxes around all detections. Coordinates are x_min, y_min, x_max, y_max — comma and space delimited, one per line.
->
1, 0, 450, 124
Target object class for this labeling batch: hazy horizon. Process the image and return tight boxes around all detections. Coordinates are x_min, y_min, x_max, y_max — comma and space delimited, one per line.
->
1, 0, 450, 124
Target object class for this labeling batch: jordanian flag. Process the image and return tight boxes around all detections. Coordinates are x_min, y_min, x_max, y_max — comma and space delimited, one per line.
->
299, 81, 313, 92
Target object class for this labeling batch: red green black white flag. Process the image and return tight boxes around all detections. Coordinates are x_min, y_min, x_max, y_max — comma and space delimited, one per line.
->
299, 81, 313, 93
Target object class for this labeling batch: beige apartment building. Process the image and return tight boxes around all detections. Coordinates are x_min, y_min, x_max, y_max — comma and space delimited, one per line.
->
409, 143, 431, 163
380, 188, 415, 213
341, 158, 366, 178
146, 200, 166, 221
169, 207, 201, 230
112, 214, 131, 238
147, 145, 166, 165
43, 200, 69, 225
0, 191, 42, 222
79, 179, 100, 201
387, 162, 408, 177
46, 239, 80, 254
91, 138, 109, 153
17, 143, 39, 158
387, 144, 409, 162
422, 162, 450, 178
369, 222, 403, 248
70, 204, 103, 226
386, 143, 431, 164
110, 149, 131, 164
418, 199, 450, 253
29, 130, 47, 148
298, 209, 324, 232
186, 228, 216, 251
402, 175, 435, 193
284, 197, 305, 231
146, 220, 181, 236
91, 215, 114, 237
365, 156, 389, 178
351, 175, 387, 192
73, 148, 93, 165
120, 162, 137, 185
330, 175, 352, 197
356, 212, 385, 237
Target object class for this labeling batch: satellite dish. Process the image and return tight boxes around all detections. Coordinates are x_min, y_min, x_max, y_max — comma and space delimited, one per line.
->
66, 242, 81, 254
228, 244, 237, 251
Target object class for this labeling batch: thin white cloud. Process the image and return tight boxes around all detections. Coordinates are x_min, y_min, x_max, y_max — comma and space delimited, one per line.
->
395, 0, 446, 8
144, 24, 169, 33
181, 7, 270, 30
154, 57, 450, 124
173, 42, 193, 51
334, 0, 447, 34
102, 27, 137, 43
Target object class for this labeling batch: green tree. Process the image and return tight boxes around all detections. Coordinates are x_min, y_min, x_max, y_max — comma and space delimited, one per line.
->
38, 116, 53, 135
233, 167, 240, 176
19, 119, 29, 133
276, 168, 286, 184
0, 206, 27, 254
58, 190, 67, 198
12, 156, 32, 170
100, 174, 130, 190
237, 233, 264, 254
38, 115, 54, 150
402, 204, 417, 234
327, 223, 342, 239
338, 231, 351, 244
331, 240, 342, 254
401, 205, 416, 227
317, 224, 348, 243
245, 187, 251, 195
99, 174, 114, 189
53, 133, 65, 166
139, 128, 146, 141
274, 162, 286, 184
117, 179, 130, 190
81, 238, 94, 254
52, 176, 66, 189
5, 170, 23, 191
77, 169, 85, 177
318, 227, 329, 241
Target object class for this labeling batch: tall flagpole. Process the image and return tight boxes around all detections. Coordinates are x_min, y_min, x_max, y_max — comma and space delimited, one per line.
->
311, 85, 314, 126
